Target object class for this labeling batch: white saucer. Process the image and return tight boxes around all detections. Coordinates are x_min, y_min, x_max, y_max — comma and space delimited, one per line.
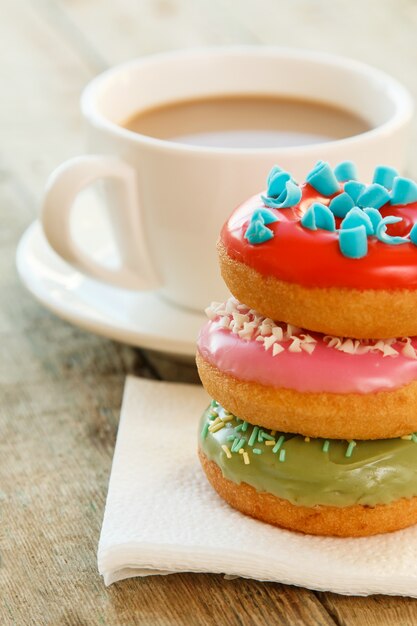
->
16, 221, 205, 357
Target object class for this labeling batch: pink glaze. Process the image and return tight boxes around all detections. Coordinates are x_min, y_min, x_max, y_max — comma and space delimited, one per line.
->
198, 320, 417, 394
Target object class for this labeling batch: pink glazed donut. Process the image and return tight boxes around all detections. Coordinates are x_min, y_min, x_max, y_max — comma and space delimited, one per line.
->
196, 298, 417, 440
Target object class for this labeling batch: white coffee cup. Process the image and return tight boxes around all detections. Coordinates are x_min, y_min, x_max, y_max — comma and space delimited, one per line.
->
41, 47, 413, 312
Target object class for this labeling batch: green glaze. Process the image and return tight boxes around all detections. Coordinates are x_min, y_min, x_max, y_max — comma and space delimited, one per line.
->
199, 405, 417, 507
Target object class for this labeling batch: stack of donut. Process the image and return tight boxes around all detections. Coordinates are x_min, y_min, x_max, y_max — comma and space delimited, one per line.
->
196, 160, 417, 537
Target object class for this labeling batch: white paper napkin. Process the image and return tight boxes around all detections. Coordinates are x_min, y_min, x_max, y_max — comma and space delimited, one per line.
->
98, 376, 417, 596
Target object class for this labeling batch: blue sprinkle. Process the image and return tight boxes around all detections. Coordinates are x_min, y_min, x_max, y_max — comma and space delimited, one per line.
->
409, 223, 417, 245
301, 202, 335, 232
300, 206, 317, 230
313, 203, 336, 231
306, 161, 339, 196
376, 216, 409, 245
334, 161, 358, 182
277, 180, 302, 208
339, 225, 368, 259
373, 165, 399, 189
363, 208, 382, 233
244, 218, 274, 245
357, 184, 390, 209
391, 177, 417, 206
344, 181, 366, 204
262, 179, 302, 209
328, 192, 355, 218
340, 207, 374, 235
251, 208, 279, 225
267, 165, 284, 186
267, 171, 291, 197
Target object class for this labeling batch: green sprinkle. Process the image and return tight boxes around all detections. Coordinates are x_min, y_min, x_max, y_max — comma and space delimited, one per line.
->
257, 430, 264, 443
226, 434, 235, 442
272, 435, 285, 454
236, 417, 242, 423
248, 426, 259, 447
234, 437, 247, 453
322, 440, 330, 453
345, 441, 357, 458
262, 432, 275, 441
210, 400, 219, 408
412, 433, 417, 443
201, 423, 209, 439
241, 421, 249, 432
252, 448, 262, 455
235, 424, 244, 432
231, 437, 240, 452
279, 449, 286, 462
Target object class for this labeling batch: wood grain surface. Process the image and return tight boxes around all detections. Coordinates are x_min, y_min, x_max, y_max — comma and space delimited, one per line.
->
2, 1, 417, 624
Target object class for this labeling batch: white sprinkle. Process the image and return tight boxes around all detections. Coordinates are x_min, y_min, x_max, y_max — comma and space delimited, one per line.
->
232, 312, 249, 326
355, 344, 372, 355
225, 298, 238, 313
324, 336, 342, 349
288, 337, 302, 353
260, 322, 273, 336
286, 324, 302, 338
300, 342, 315, 354
204, 298, 417, 363
204, 306, 218, 320
238, 321, 257, 340
299, 333, 317, 344
272, 343, 285, 356
382, 344, 399, 357
339, 339, 355, 354
373, 340, 387, 354
272, 326, 284, 341
402, 341, 417, 360
263, 335, 276, 351
220, 316, 231, 329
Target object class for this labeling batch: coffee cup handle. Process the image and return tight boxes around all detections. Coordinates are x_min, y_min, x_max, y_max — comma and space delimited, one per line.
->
41, 155, 161, 290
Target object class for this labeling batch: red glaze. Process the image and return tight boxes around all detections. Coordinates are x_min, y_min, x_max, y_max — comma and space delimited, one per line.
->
220, 184, 417, 290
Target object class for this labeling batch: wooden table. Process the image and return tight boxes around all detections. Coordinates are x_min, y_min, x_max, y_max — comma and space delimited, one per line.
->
2, 1, 417, 624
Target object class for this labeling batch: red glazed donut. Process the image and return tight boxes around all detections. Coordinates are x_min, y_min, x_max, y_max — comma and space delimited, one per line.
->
219, 163, 417, 338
